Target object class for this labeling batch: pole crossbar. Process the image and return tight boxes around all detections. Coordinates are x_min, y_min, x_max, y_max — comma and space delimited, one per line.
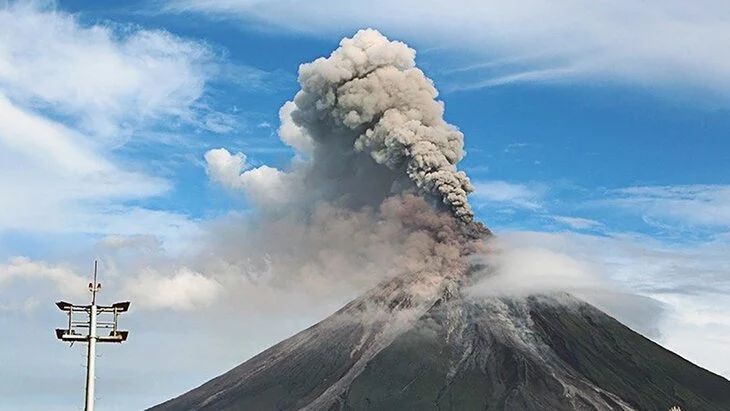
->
54, 261, 130, 411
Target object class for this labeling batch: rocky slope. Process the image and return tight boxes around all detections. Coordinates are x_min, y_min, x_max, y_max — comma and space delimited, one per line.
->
150, 273, 730, 411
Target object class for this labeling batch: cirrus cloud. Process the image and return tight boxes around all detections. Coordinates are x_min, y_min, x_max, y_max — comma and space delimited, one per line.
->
0, 2, 220, 244
168, 0, 730, 100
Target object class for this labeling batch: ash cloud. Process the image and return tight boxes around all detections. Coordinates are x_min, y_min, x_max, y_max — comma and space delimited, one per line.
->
105, 30, 666, 344
290, 29, 475, 222
196, 195, 485, 312
195, 29, 488, 310
213, 29, 477, 221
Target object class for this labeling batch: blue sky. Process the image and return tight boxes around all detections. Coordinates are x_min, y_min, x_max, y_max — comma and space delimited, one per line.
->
1, 1, 729, 410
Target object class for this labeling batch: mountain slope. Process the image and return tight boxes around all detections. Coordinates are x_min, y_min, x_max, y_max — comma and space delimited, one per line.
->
149, 275, 730, 411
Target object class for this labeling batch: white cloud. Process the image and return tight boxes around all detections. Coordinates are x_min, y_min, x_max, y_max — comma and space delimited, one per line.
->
550, 215, 603, 230
495, 230, 730, 296
278, 101, 314, 155
502, 142, 531, 153
0, 124, 200, 242
169, 0, 730, 98
476, 229, 730, 378
474, 182, 729, 235
0, 255, 222, 313
652, 292, 730, 378
0, 256, 87, 299
471, 240, 610, 297
602, 185, 730, 229
215, 61, 294, 94
0, 2, 214, 139
471, 180, 545, 210
0, 3, 216, 244
0, 94, 106, 173
204, 148, 293, 205
0, 93, 171, 211
204, 148, 250, 189
123, 267, 222, 311
97, 235, 163, 252
201, 112, 239, 134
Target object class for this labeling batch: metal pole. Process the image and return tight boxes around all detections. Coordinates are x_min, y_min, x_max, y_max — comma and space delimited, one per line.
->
84, 261, 99, 411
85, 302, 97, 411
55, 260, 129, 411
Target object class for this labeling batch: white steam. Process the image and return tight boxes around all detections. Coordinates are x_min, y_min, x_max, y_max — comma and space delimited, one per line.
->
469, 234, 667, 339
472, 245, 608, 297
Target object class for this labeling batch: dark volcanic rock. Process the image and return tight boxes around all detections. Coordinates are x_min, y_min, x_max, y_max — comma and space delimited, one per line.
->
149, 276, 730, 411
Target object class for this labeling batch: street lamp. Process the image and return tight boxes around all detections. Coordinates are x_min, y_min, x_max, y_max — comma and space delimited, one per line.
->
55, 261, 130, 411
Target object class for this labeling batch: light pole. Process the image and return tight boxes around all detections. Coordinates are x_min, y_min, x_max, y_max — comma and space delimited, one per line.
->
55, 261, 130, 411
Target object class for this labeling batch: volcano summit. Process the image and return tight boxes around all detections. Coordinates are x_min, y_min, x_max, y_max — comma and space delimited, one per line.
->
150, 270, 730, 411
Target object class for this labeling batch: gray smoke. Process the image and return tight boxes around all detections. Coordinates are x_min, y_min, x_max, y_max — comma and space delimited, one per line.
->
194, 29, 489, 313
288, 29, 475, 222
200, 195, 486, 302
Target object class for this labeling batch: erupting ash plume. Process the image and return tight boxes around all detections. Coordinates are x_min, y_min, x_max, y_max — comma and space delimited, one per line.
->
289, 29, 475, 222
201, 29, 488, 309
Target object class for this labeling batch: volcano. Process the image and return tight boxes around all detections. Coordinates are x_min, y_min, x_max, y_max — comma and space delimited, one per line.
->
150, 29, 730, 411
149, 271, 730, 411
